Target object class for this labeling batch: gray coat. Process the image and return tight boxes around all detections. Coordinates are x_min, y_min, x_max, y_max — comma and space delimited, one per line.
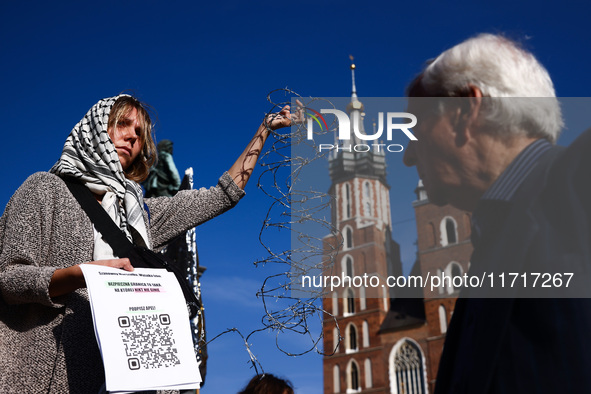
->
0, 171, 244, 393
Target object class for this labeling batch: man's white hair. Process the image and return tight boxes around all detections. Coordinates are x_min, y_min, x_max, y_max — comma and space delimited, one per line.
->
414, 33, 563, 143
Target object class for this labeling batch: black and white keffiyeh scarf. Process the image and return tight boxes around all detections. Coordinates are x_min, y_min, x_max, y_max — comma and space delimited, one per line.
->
50, 95, 151, 249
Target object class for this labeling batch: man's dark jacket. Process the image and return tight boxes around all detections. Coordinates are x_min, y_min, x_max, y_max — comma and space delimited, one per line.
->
435, 129, 591, 393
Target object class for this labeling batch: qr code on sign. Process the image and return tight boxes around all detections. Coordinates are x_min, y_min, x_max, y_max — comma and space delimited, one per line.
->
119, 314, 180, 370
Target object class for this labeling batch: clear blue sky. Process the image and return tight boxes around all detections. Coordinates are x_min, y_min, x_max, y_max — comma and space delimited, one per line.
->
1, 1, 590, 393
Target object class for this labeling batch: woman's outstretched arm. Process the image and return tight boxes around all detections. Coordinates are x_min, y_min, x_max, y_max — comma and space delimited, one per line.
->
228, 102, 301, 189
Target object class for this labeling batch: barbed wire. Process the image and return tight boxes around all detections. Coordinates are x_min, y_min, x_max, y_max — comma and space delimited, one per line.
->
255, 88, 339, 354
203, 88, 344, 374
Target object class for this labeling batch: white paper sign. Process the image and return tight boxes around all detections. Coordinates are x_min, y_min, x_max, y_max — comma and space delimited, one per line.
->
80, 264, 201, 392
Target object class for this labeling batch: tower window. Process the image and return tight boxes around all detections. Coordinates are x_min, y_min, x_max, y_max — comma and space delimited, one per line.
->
451, 263, 462, 277
333, 365, 340, 393
439, 304, 448, 334
332, 292, 339, 316
344, 226, 353, 250
440, 216, 458, 246
364, 358, 373, 388
345, 288, 355, 315
445, 262, 463, 294
350, 362, 359, 390
345, 183, 351, 219
333, 326, 340, 352
347, 324, 358, 351
362, 320, 369, 348
446, 218, 457, 244
363, 181, 372, 217
345, 256, 353, 277
390, 339, 426, 394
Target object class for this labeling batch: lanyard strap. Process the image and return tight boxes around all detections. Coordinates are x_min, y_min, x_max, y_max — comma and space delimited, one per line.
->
63, 177, 200, 317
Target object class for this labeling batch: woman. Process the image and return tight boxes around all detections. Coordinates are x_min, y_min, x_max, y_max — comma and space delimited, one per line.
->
0, 94, 295, 393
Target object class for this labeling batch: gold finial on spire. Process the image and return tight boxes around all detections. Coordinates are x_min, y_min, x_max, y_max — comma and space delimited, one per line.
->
349, 54, 356, 69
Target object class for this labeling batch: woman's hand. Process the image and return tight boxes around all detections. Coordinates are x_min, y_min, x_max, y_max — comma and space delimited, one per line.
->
228, 99, 304, 189
265, 99, 304, 130
48, 258, 134, 298
85, 258, 134, 271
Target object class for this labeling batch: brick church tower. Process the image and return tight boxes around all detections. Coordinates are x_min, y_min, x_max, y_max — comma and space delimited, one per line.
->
322, 62, 473, 394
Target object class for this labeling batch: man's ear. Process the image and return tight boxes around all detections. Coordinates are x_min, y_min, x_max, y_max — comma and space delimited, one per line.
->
452, 84, 483, 146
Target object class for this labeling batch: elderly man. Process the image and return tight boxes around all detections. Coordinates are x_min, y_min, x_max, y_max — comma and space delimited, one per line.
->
404, 34, 591, 393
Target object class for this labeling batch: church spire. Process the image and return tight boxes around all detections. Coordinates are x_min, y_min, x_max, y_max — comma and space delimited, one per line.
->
329, 56, 387, 185
346, 55, 364, 140
350, 55, 358, 100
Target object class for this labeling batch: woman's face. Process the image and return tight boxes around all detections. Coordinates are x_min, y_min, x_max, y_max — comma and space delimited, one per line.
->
108, 107, 142, 171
